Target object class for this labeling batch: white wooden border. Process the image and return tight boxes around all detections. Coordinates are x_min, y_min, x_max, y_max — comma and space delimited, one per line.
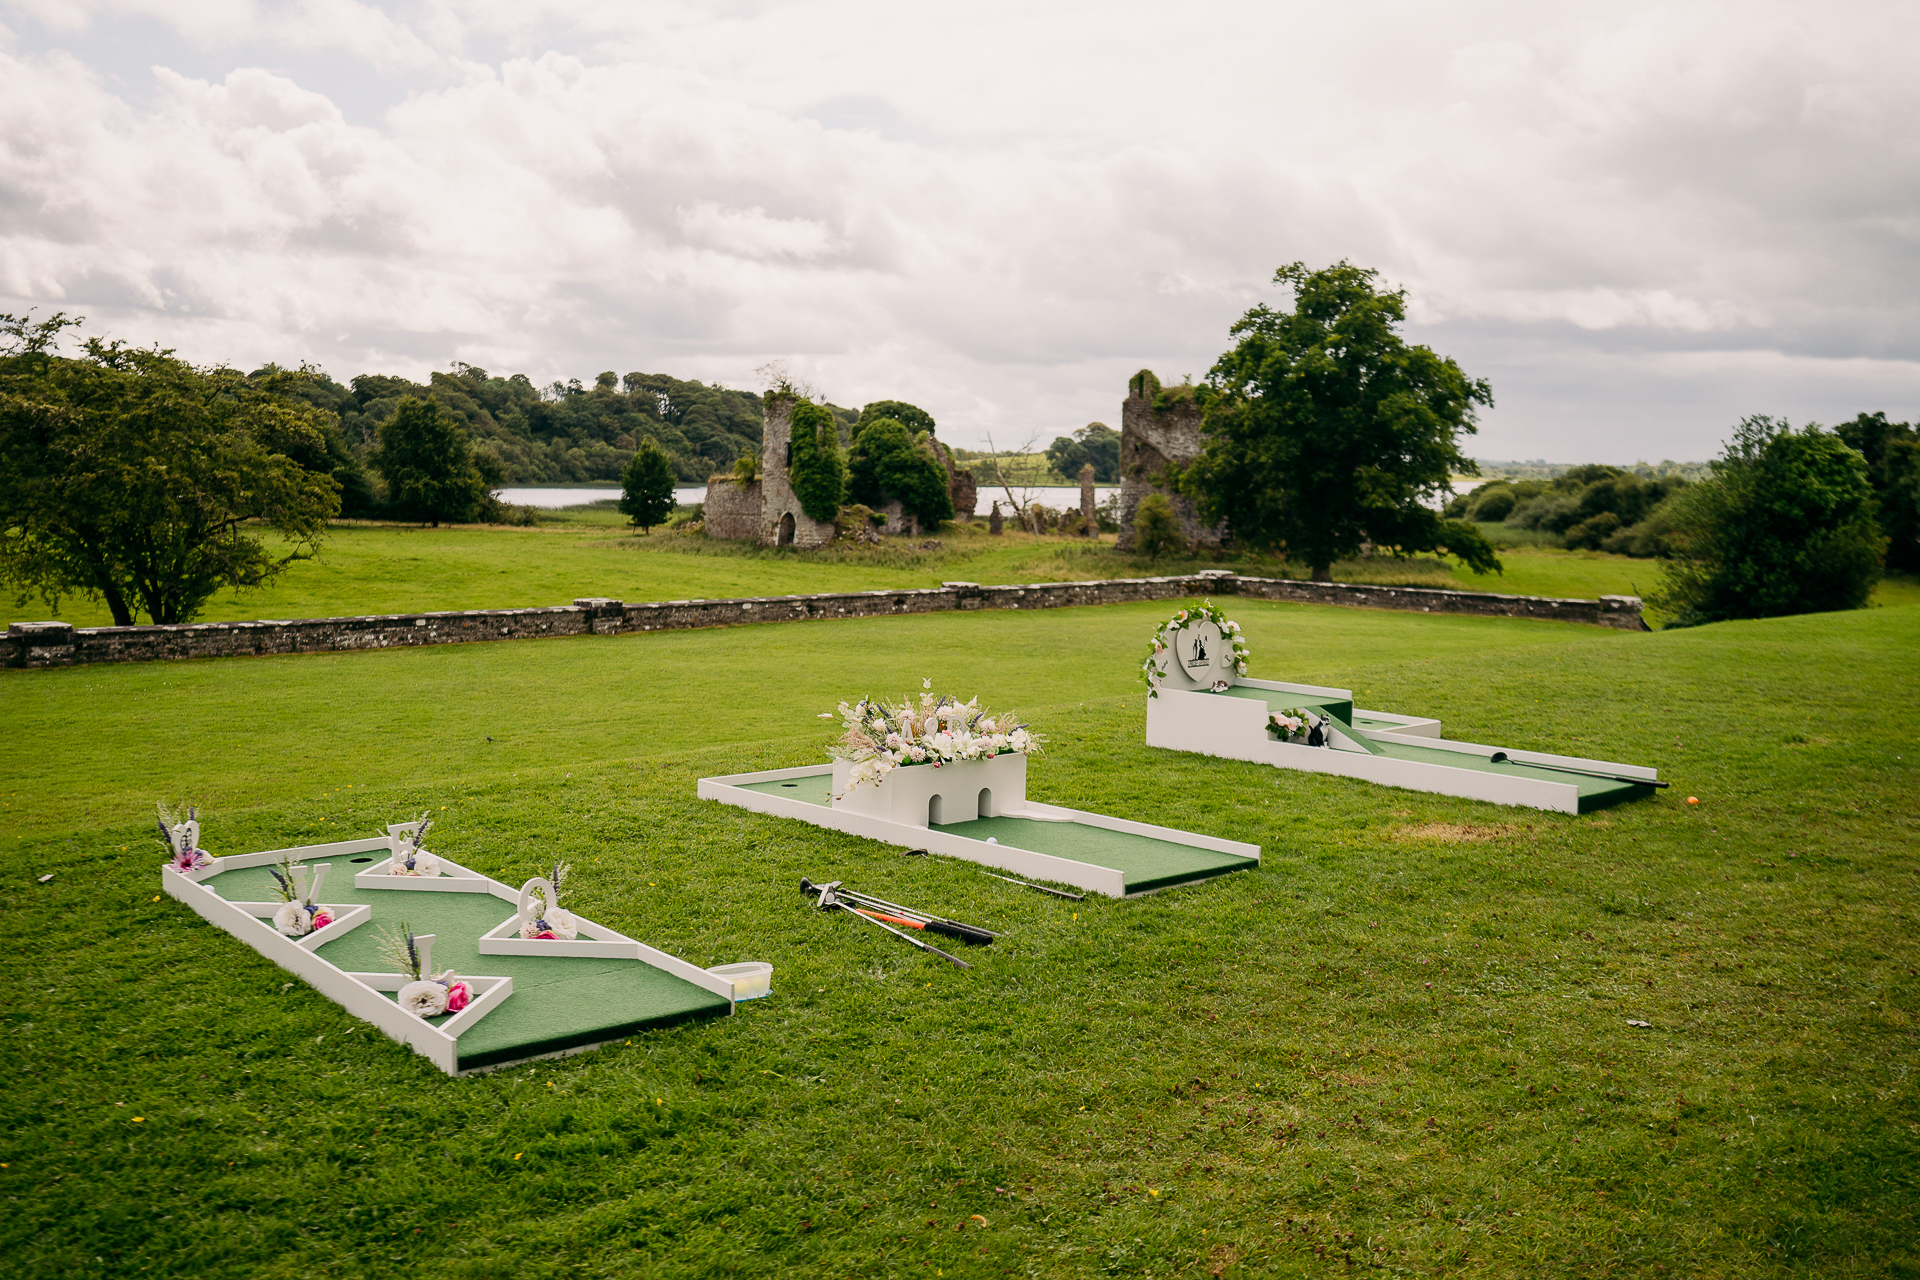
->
162, 838, 733, 1076
1145, 687, 1657, 814
697, 764, 1260, 899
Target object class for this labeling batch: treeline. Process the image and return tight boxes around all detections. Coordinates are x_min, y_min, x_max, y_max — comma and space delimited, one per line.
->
1447, 413, 1918, 575
1446, 465, 1691, 556
277, 364, 864, 517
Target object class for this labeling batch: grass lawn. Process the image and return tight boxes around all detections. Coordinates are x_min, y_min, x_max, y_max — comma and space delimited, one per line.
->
36, 508, 1920, 633
3, 599, 1915, 1278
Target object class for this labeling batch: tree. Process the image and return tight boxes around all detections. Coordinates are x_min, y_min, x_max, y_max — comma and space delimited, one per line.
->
372, 397, 490, 526
0, 313, 341, 626
1835, 412, 1920, 573
1045, 423, 1120, 482
1184, 262, 1499, 581
854, 399, 936, 441
847, 416, 954, 527
619, 438, 676, 531
787, 400, 847, 523
1650, 416, 1884, 626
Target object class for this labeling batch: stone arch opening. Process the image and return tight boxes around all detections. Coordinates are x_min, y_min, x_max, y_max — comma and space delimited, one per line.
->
927, 793, 943, 826
977, 787, 992, 818
777, 511, 796, 546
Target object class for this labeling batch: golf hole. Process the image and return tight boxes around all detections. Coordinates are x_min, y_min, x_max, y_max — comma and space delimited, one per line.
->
349, 857, 375, 864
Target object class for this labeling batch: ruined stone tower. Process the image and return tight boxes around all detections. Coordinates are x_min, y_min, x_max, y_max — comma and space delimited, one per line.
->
1115, 369, 1225, 551
703, 393, 836, 547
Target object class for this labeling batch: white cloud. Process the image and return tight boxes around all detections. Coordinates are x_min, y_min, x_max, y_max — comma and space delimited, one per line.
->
1, 0, 1917, 459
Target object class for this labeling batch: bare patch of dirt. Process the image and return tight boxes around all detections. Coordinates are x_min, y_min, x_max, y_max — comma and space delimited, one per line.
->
1390, 822, 1518, 843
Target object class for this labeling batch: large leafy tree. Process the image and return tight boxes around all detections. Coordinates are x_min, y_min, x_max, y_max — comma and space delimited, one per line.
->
847, 416, 953, 527
787, 399, 847, 523
854, 399, 935, 441
1835, 411, 1919, 573
0, 314, 341, 626
618, 437, 676, 532
1650, 416, 1884, 626
372, 397, 491, 526
1185, 262, 1499, 580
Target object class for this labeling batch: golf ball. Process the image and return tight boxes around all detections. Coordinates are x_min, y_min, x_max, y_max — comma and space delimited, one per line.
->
986, 837, 998, 844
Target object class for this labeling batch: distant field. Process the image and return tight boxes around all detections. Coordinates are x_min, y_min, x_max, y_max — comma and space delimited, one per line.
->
18, 511, 1911, 631
3, 599, 1914, 1278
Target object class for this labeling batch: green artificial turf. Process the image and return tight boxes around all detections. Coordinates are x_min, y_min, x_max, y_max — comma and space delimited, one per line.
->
197, 863, 730, 1069
734, 772, 1258, 893
932, 816, 1255, 895
3, 600, 1916, 1279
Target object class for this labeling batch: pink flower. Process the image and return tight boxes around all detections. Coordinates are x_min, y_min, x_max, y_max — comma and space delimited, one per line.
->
532, 930, 557, 940
445, 981, 472, 1012
168, 848, 210, 874
310, 909, 333, 930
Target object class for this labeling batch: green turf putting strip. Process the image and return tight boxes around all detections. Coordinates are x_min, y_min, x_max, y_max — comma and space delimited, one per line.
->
737, 774, 1255, 893
934, 816, 1252, 894
201, 865, 730, 1071
1364, 740, 1653, 812
741, 774, 835, 806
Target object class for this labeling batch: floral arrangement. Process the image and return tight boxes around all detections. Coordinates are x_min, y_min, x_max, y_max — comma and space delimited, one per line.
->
376, 924, 471, 1018
1139, 601, 1250, 696
519, 862, 579, 940
828, 679, 1042, 795
383, 813, 440, 877
267, 850, 334, 938
157, 801, 211, 873
1268, 707, 1318, 744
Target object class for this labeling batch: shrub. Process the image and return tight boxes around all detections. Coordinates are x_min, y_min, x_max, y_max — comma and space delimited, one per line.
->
787, 401, 847, 523
1650, 416, 1884, 626
1563, 511, 1621, 550
1132, 493, 1183, 559
1468, 487, 1516, 522
847, 417, 953, 527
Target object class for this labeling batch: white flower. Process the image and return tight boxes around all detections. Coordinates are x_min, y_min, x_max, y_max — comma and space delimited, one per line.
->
273, 901, 312, 937
548, 908, 580, 941
411, 852, 440, 877
909, 745, 927, 762
398, 980, 448, 1017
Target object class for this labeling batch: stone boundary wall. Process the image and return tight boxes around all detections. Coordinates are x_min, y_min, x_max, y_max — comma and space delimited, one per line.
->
3, 575, 1647, 669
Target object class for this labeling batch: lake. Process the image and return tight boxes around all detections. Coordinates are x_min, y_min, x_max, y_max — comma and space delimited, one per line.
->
498, 485, 1122, 517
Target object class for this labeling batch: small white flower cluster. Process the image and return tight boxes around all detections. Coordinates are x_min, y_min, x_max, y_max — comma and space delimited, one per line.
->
272, 899, 336, 937
828, 685, 1041, 794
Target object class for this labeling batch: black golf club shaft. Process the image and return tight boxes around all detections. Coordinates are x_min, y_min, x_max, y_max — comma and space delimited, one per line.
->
1487, 752, 1669, 788
799, 879, 996, 945
832, 902, 972, 969
980, 871, 1086, 901
832, 888, 1000, 943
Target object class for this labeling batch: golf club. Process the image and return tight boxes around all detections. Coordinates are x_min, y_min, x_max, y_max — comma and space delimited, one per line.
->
1487, 751, 1669, 788
980, 871, 1086, 901
804, 880, 972, 969
799, 878, 998, 944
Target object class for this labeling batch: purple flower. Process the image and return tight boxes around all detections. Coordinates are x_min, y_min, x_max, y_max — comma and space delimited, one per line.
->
168, 848, 210, 874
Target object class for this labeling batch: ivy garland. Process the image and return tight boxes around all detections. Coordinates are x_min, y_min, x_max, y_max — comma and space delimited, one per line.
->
1139, 600, 1251, 696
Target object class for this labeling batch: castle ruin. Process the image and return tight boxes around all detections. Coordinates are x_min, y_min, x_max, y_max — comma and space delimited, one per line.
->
1114, 369, 1226, 551
704, 393, 974, 546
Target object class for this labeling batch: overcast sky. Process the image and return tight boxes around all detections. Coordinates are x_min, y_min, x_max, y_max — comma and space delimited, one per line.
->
3, 1, 1917, 461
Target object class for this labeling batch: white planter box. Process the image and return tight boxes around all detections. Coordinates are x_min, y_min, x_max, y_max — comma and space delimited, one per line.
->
830, 753, 1028, 827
